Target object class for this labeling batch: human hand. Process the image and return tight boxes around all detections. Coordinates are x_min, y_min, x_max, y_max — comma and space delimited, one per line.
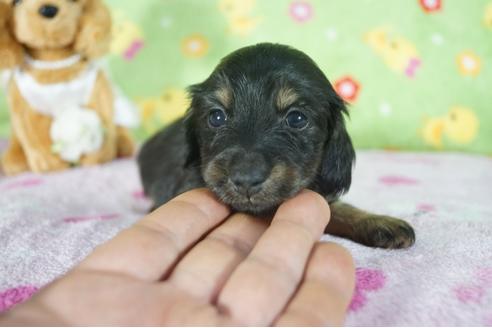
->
0, 189, 355, 326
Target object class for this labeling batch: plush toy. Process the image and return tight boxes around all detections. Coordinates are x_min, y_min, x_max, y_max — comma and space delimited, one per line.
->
0, 0, 138, 175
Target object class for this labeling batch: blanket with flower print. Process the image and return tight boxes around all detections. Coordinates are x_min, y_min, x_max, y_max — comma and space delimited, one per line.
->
0, 144, 491, 326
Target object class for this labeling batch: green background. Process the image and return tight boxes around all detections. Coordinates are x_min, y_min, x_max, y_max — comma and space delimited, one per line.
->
1, 0, 491, 153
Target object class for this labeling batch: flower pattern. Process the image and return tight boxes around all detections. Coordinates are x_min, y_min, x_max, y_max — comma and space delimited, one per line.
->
419, 0, 442, 13
349, 268, 386, 312
457, 51, 481, 76
181, 34, 209, 58
334, 76, 361, 103
0, 0, 490, 157
0, 286, 38, 313
289, 1, 314, 23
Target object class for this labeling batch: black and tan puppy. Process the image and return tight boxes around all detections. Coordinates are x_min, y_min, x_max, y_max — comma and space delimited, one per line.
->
138, 43, 415, 249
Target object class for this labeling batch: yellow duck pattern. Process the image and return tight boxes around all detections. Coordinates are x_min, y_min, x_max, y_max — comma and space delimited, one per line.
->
138, 88, 190, 134
218, 0, 261, 37
422, 107, 479, 148
6, 1, 483, 153
365, 27, 421, 78
484, 2, 492, 29
110, 11, 144, 60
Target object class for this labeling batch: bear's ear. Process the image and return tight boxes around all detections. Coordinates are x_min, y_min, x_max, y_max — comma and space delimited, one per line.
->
0, 1, 23, 69
74, 0, 112, 60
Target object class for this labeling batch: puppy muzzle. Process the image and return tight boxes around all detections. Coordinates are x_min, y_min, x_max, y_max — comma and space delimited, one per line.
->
228, 151, 270, 197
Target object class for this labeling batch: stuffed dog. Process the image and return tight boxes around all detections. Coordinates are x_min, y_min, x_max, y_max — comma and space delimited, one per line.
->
0, 0, 138, 175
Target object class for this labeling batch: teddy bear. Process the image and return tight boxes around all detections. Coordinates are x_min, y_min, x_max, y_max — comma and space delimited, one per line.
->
0, 0, 138, 176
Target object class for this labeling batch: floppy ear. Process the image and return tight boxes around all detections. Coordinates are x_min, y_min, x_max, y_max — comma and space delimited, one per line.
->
0, 1, 23, 69
317, 100, 356, 201
183, 85, 202, 168
183, 110, 201, 168
74, 0, 112, 59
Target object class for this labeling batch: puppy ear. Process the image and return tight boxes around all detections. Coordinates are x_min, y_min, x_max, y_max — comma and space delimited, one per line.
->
183, 85, 202, 168
0, 1, 23, 69
74, 0, 112, 59
317, 100, 356, 201
183, 108, 201, 168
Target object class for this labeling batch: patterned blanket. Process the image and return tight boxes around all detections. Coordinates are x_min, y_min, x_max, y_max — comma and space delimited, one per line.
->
1, 148, 491, 326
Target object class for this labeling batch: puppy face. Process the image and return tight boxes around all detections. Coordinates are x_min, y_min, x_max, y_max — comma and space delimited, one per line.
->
10, 0, 86, 49
186, 44, 355, 215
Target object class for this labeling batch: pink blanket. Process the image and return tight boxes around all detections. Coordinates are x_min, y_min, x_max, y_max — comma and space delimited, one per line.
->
1, 148, 491, 326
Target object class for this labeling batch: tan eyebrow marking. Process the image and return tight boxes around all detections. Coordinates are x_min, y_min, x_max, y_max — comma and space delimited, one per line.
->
215, 86, 232, 108
276, 86, 299, 111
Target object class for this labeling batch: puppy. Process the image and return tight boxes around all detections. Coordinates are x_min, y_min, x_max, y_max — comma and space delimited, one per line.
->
138, 43, 415, 249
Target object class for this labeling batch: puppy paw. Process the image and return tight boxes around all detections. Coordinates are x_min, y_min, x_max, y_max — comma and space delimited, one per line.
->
356, 216, 415, 249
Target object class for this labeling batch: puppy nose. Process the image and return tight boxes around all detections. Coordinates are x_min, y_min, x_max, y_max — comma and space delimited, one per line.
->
39, 4, 59, 19
231, 169, 267, 191
229, 153, 269, 195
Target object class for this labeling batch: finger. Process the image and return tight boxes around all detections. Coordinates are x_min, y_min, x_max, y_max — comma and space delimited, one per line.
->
217, 190, 331, 326
275, 242, 355, 326
169, 212, 268, 302
152, 285, 232, 326
78, 189, 230, 281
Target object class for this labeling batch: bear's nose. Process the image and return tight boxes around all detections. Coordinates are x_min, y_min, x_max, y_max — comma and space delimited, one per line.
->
39, 4, 58, 19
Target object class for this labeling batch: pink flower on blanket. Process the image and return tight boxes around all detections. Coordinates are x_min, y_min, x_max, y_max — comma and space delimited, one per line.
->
485, 313, 492, 326
453, 267, 492, 304
454, 285, 485, 304
63, 213, 121, 223
417, 203, 436, 212
379, 175, 419, 186
477, 268, 492, 287
349, 268, 386, 312
0, 286, 38, 313
2, 177, 44, 190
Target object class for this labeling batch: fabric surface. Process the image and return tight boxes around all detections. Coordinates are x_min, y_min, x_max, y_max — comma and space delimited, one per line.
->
2, 0, 491, 153
0, 144, 491, 325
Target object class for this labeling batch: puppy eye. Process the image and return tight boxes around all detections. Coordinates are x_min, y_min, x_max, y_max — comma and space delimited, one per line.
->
286, 110, 308, 129
208, 109, 228, 128
12, 0, 22, 6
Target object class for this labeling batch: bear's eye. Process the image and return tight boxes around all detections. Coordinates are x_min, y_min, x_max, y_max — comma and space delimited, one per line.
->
12, 0, 22, 6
